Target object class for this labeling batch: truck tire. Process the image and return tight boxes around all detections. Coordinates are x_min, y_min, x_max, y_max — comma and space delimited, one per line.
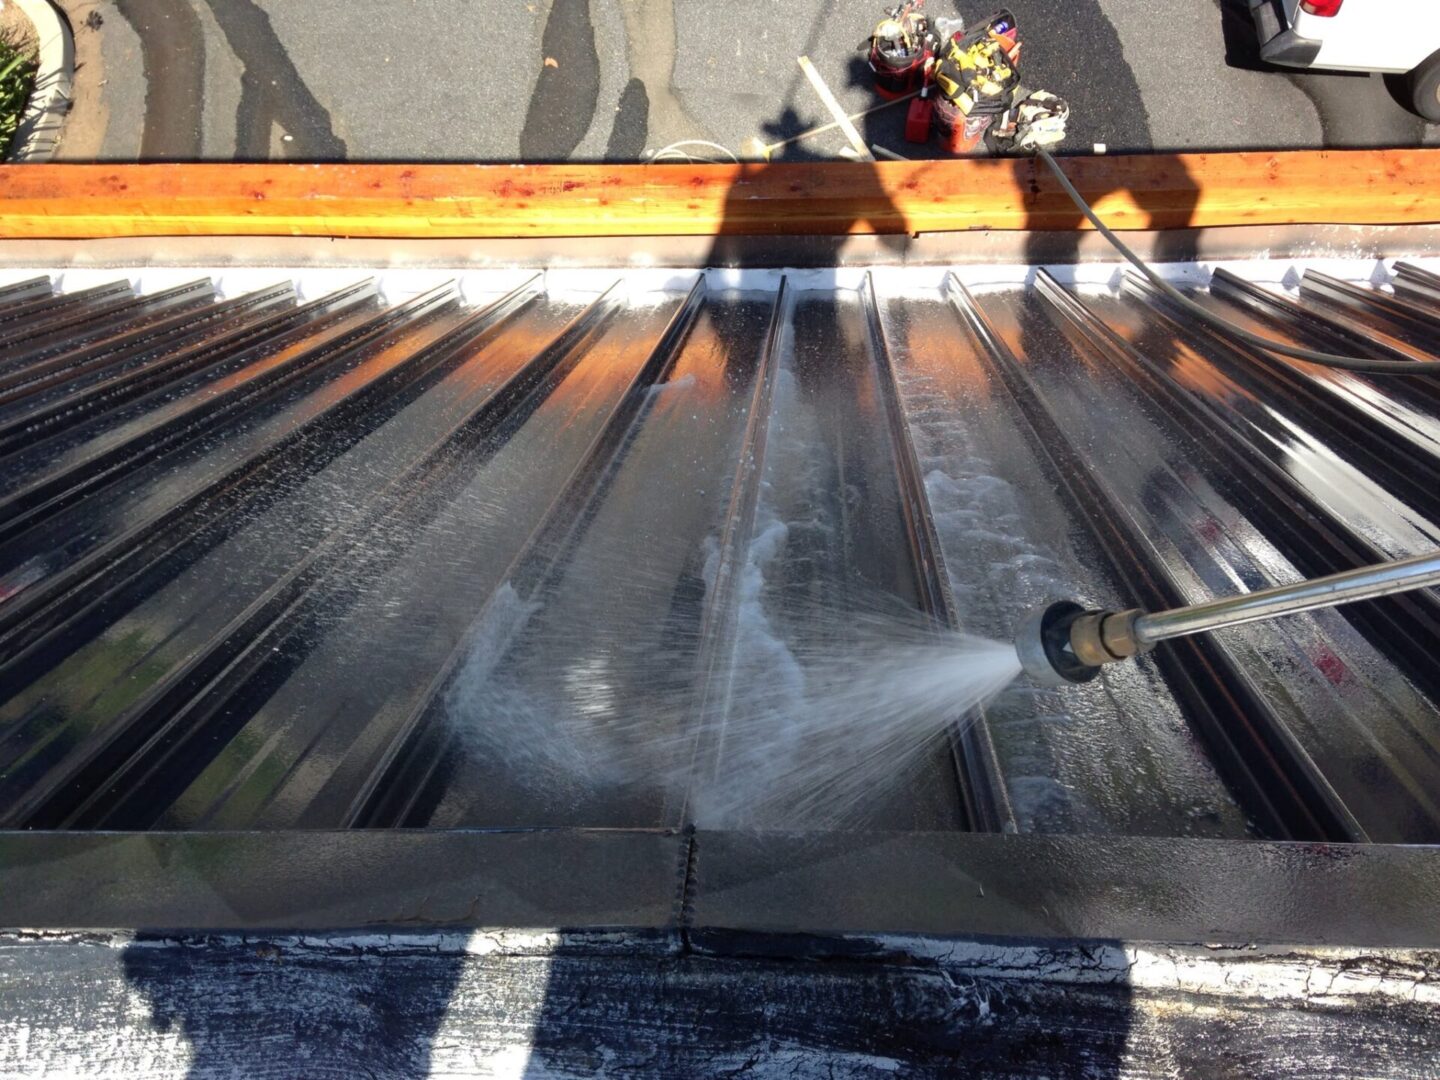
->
1410, 50, 1440, 122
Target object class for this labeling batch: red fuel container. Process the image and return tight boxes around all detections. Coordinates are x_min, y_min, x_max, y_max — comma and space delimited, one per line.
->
905, 96, 934, 144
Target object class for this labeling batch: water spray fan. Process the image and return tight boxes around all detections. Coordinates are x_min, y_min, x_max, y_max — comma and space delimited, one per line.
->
1015, 551, 1440, 686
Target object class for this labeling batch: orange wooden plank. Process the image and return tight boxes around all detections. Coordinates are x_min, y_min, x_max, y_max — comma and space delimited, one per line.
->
0, 150, 1436, 240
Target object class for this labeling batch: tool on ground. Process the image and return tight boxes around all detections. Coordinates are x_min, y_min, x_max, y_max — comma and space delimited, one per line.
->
933, 11, 1022, 111
867, 0, 934, 99
932, 10, 1022, 152
992, 90, 1070, 150
932, 94, 983, 153
904, 91, 934, 143
1015, 551, 1440, 685
859, 3, 1069, 155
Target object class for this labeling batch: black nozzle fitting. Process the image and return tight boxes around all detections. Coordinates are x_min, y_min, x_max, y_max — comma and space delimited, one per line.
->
1015, 601, 1101, 686
1016, 602, 1151, 686
1019, 601, 1152, 685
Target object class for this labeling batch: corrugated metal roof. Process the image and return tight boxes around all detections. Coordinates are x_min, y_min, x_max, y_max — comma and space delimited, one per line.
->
2, 262, 1438, 841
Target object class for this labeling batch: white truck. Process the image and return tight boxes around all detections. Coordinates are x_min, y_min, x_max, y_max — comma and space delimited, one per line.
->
1250, 0, 1440, 120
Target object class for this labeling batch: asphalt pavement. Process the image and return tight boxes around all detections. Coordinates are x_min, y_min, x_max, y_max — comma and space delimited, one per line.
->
53, 0, 1440, 162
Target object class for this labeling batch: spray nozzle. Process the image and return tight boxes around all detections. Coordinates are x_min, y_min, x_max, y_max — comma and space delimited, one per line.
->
1015, 550, 1440, 687
1015, 601, 1147, 686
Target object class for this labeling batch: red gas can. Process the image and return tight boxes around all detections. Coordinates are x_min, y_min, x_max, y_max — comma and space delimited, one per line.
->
905, 95, 934, 144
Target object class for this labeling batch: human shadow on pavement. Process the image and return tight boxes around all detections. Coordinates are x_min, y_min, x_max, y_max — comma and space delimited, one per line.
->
204, 0, 348, 161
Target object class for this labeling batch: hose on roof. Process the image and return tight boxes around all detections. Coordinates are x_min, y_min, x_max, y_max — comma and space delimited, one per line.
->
1036, 149, 1440, 374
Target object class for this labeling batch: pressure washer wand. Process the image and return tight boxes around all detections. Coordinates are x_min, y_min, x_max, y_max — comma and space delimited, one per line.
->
1017, 550, 1440, 686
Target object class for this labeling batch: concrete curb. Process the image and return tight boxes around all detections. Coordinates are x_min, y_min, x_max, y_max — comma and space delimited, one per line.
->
6, 0, 74, 161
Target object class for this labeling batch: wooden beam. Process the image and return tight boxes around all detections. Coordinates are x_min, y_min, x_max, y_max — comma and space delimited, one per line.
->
0, 150, 1436, 240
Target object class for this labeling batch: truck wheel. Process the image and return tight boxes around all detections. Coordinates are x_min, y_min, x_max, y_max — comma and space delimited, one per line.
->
1410, 50, 1440, 122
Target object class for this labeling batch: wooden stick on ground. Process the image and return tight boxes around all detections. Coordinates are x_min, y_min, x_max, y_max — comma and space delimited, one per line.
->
761, 92, 918, 160
797, 56, 875, 162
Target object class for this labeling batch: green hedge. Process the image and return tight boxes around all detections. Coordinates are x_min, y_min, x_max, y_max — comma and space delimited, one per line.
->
0, 34, 38, 160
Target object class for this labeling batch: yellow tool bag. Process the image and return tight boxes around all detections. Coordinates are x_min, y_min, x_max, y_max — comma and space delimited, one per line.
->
933, 15, 1020, 117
